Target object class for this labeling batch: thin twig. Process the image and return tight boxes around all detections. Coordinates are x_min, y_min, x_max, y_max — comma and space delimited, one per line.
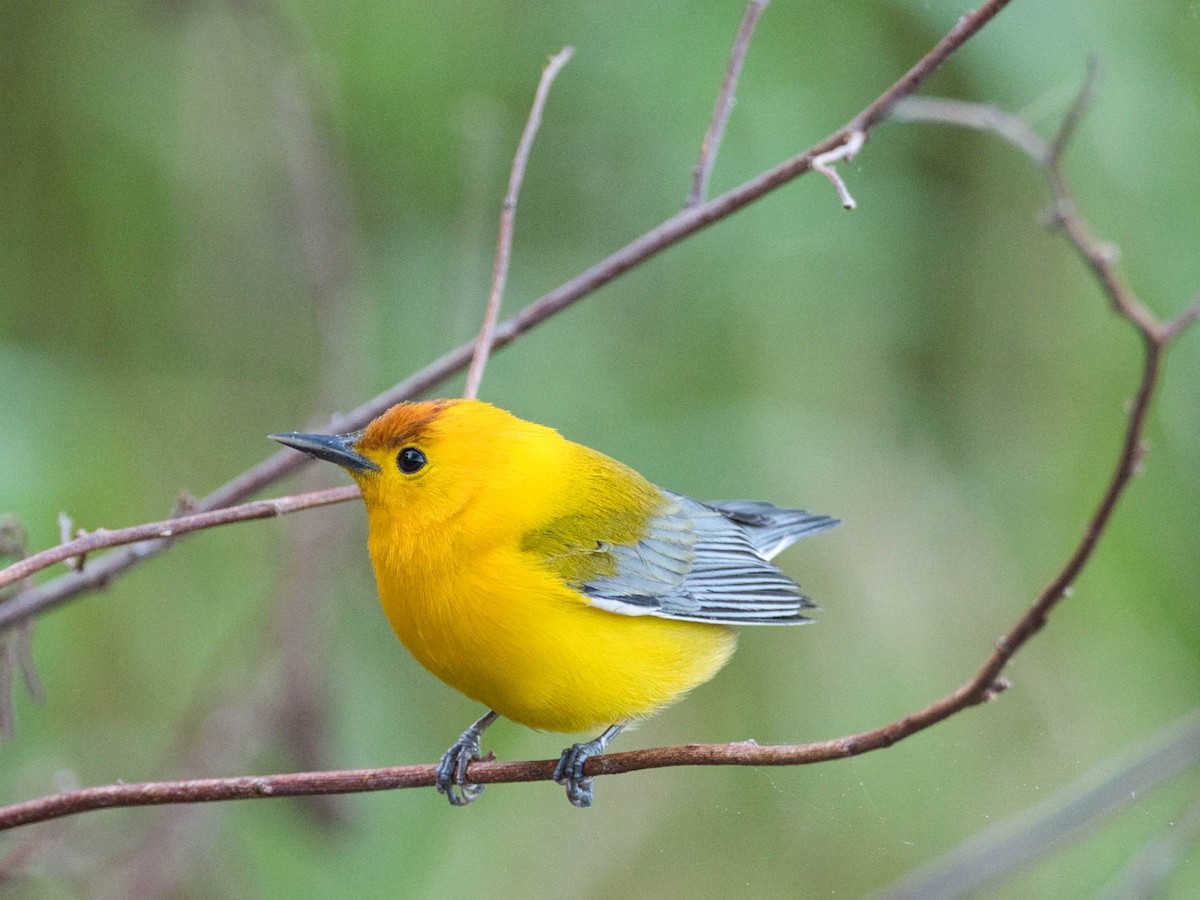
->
0, 0, 1016, 630
890, 96, 1048, 162
686, 0, 769, 207
811, 130, 865, 209
0, 522, 42, 738
464, 47, 574, 399
0, 486, 359, 595
893, 86, 1162, 339
849, 0, 1013, 133
1161, 293, 1200, 341
1048, 57, 1099, 169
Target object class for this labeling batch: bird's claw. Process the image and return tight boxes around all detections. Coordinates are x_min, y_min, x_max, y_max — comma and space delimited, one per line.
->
436, 732, 487, 806
553, 738, 605, 808
435, 710, 499, 807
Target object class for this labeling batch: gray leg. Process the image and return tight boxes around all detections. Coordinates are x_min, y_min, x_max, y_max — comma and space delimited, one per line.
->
553, 723, 625, 808
435, 710, 499, 807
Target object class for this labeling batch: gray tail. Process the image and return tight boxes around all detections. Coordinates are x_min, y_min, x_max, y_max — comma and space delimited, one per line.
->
706, 499, 839, 560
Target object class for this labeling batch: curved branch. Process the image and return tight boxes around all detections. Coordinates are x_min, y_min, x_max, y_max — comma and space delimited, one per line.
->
0, 0, 1016, 632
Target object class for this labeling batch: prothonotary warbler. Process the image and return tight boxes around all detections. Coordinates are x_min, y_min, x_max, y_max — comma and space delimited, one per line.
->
271, 400, 837, 807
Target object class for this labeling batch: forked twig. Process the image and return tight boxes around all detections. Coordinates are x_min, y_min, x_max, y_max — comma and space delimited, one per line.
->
811, 130, 865, 209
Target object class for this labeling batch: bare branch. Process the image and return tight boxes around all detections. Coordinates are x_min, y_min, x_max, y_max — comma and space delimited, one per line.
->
0, 522, 42, 738
890, 96, 1048, 161
1047, 57, 1099, 169
464, 47, 574, 399
849, 0, 1014, 133
686, 0, 769, 208
1047, 195, 1160, 338
0, 721, 1031, 830
888, 74, 1199, 714
1163, 293, 1200, 342
0, 487, 359, 596
893, 82, 1163, 339
0, 0, 1015, 631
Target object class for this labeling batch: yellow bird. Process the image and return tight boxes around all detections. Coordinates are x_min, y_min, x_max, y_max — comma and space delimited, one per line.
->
271, 400, 836, 807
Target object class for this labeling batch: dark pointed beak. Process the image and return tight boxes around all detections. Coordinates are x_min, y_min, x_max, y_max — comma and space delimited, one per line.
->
269, 430, 380, 472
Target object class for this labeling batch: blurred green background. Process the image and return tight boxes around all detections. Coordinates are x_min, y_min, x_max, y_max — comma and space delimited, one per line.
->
2, 0, 1198, 896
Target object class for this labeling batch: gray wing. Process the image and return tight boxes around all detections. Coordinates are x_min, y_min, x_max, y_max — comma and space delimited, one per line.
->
580, 491, 838, 626
704, 498, 840, 560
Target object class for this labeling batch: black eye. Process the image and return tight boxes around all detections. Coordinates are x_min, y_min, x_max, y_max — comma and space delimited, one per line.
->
397, 446, 427, 474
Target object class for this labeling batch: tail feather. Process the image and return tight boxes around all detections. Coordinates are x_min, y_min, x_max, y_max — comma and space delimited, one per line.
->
706, 499, 840, 561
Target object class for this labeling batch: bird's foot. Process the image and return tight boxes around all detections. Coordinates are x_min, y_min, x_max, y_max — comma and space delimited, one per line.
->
435, 711, 498, 806
553, 724, 624, 808
553, 742, 598, 807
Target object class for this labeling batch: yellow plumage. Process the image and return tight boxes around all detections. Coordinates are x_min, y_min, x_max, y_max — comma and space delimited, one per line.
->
271, 399, 835, 806
355, 401, 735, 733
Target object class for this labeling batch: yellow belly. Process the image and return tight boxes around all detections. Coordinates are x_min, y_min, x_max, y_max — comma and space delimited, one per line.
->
371, 541, 736, 733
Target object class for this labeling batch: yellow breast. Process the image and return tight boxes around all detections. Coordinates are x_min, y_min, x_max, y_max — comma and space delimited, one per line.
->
366, 519, 735, 733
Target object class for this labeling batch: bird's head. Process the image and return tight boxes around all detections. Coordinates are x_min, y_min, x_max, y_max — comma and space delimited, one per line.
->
270, 399, 564, 536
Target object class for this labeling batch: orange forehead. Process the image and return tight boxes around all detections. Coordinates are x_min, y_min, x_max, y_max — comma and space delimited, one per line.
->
357, 400, 458, 451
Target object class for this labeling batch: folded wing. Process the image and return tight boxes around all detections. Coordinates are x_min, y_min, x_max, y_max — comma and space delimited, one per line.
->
534, 489, 837, 626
